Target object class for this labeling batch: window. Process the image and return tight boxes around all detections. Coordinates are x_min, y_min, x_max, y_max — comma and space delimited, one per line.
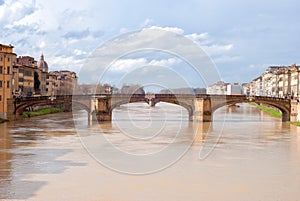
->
0, 80, 2, 88
7, 66, 10, 74
7, 81, 9, 88
7, 57, 10, 62
0, 95, 2, 101
0, 66, 2, 74
0, 57, 2, 61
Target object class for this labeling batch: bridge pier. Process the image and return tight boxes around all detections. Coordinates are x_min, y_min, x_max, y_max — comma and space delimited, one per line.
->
94, 97, 112, 122
282, 112, 290, 122
290, 100, 299, 122
145, 94, 157, 107
148, 100, 156, 107
6, 99, 18, 120
192, 98, 212, 122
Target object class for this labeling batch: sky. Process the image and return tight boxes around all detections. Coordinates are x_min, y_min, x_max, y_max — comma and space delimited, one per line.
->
0, 0, 299, 88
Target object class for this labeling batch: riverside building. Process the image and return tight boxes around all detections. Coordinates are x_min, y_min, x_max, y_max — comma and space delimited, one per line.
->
0, 44, 17, 119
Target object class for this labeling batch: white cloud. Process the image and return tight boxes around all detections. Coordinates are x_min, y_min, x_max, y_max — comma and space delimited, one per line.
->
108, 58, 181, 73
186, 32, 209, 41
0, 0, 35, 26
74, 49, 87, 56
48, 55, 84, 72
109, 58, 147, 72
149, 58, 180, 66
141, 18, 154, 28
202, 44, 234, 55
147, 26, 184, 35
39, 41, 46, 49
143, 27, 234, 58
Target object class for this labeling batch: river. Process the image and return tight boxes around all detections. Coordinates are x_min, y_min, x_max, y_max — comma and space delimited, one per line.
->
0, 103, 300, 201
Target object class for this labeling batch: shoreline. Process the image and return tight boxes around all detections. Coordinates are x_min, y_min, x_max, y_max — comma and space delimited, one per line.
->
248, 102, 282, 117
248, 102, 300, 126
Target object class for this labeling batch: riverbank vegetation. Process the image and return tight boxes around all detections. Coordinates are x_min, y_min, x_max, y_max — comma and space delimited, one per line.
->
23, 107, 63, 118
248, 102, 282, 117
290, 122, 300, 126
248, 102, 300, 127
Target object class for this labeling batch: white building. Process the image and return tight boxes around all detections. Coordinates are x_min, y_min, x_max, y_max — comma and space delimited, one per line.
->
226, 83, 242, 95
207, 81, 228, 95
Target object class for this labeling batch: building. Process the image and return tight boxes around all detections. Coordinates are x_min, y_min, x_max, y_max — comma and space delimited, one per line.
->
12, 64, 36, 96
226, 83, 242, 95
37, 54, 49, 96
206, 81, 228, 95
49, 70, 77, 95
244, 64, 300, 98
16, 56, 37, 67
0, 44, 17, 118
46, 72, 57, 96
12, 56, 38, 97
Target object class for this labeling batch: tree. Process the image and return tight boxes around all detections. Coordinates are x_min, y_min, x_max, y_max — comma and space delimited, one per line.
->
34, 71, 40, 93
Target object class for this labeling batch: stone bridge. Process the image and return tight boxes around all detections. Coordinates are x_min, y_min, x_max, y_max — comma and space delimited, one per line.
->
7, 94, 299, 123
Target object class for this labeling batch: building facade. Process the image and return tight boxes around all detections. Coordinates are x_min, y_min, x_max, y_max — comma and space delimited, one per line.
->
244, 64, 300, 98
226, 83, 242, 95
206, 81, 228, 95
46, 72, 57, 96
12, 56, 38, 97
12, 64, 36, 96
48, 70, 77, 95
0, 44, 17, 118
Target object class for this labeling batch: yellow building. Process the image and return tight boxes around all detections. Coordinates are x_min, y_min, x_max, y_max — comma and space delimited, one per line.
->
12, 64, 36, 96
0, 44, 17, 119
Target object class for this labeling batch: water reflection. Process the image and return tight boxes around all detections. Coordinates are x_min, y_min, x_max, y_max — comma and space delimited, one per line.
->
0, 113, 87, 200
0, 123, 12, 185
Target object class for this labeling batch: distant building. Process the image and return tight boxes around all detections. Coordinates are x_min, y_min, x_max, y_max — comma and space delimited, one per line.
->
75, 84, 119, 95
0, 44, 17, 118
49, 70, 77, 95
226, 83, 242, 95
207, 81, 228, 95
243, 64, 300, 98
194, 88, 207, 94
37, 54, 49, 96
120, 84, 145, 94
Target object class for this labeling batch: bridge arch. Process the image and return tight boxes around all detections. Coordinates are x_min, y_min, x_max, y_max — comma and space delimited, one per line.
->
14, 99, 72, 115
71, 101, 91, 113
211, 97, 291, 122
110, 99, 194, 121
